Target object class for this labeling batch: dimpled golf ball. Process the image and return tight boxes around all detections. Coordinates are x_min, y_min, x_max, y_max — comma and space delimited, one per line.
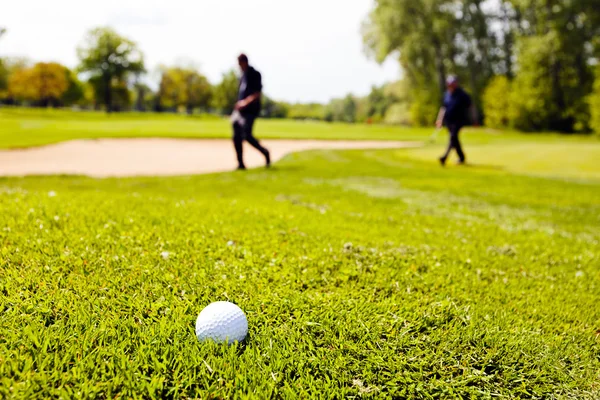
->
195, 302, 248, 344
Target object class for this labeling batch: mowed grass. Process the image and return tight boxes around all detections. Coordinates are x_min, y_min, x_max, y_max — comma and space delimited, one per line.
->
0, 108, 432, 147
411, 140, 600, 181
3, 106, 594, 148
2, 107, 599, 182
1, 108, 600, 398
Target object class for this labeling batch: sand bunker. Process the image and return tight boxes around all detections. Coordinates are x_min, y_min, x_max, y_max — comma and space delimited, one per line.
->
0, 138, 419, 178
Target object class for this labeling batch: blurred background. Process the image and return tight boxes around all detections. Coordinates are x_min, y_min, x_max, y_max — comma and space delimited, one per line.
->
0, 0, 599, 133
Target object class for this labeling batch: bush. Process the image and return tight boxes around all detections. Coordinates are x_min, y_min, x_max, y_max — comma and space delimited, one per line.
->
409, 88, 439, 127
288, 103, 326, 120
384, 102, 411, 125
590, 67, 600, 135
509, 35, 592, 132
483, 76, 511, 128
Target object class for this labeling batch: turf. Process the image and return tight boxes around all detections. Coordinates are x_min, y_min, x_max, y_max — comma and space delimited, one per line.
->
0, 108, 431, 147
407, 141, 600, 181
2, 107, 593, 149
1, 109, 600, 398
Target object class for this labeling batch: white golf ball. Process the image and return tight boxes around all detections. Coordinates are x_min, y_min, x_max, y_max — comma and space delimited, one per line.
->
195, 302, 248, 344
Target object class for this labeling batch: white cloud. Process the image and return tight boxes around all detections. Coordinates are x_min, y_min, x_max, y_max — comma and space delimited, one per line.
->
0, 0, 400, 103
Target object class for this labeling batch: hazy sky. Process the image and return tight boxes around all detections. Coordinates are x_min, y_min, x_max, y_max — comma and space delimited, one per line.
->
0, 0, 400, 103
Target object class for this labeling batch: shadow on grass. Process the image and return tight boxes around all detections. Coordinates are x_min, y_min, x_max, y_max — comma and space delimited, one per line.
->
236, 332, 253, 356
252, 165, 305, 173
462, 163, 505, 171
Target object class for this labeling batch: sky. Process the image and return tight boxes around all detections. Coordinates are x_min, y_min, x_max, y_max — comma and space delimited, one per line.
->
0, 0, 401, 103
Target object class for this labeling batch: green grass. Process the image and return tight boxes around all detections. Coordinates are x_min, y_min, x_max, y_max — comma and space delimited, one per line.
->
1, 108, 600, 398
409, 141, 600, 181
4, 106, 597, 149
0, 108, 432, 147
3, 107, 599, 180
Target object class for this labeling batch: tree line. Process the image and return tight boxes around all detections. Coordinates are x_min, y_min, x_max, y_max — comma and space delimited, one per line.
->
363, 0, 600, 134
2, 10, 600, 134
0, 28, 234, 114
0, 25, 406, 123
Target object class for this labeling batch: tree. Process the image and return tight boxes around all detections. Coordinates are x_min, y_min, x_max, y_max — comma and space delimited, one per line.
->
0, 58, 29, 103
0, 61, 7, 99
505, 0, 598, 132
261, 96, 289, 119
77, 27, 144, 112
383, 80, 412, 125
590, 67, 600, 135
363, 84, 399, 122
88, 75, 132, 111
61, 70, 85, 106
483, 76, 511, 128
8, 62, 69, 106
454, 0, 502, 108
158, 66, 212, 114
211, 70, 239, 115
133, 80, 152, 112
288, 103, 326, 120
341, 95, 357, 123
323, 95, 357, 123
363, 0, 461, 125
183, 70, 212, 114
363, 0, 599, 131
0, 28, 8, 97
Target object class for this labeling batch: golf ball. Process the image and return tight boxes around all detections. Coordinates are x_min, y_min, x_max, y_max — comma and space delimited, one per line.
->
195, 302, 248, 344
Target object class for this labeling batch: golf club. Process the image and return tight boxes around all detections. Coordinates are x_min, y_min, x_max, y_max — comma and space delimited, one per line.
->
429, 127, 442, 143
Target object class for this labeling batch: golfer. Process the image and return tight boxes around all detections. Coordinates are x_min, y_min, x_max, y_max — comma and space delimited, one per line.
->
231, 54, 270, 170
435, 76, 477, 166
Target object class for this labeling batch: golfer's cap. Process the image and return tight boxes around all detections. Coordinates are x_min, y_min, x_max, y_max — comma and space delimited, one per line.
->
446, 75, 459, 86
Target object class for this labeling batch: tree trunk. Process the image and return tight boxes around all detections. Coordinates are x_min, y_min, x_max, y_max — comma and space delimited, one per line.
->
468, 56, 479, 104
136, 88, 145, 111
432, 39, 446, 95
501, 1, 514, 78
104, 74, 112, 113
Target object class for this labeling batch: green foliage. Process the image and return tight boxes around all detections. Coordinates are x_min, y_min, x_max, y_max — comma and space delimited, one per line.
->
364, 0, 600, 131
0, 60, 7, 97
409, 87, 439, 127
77, 27, 144, 112
132, 82, 155, 112
363, 0, 502, 126
88, 76, 132, 111
483, 76, 512, 128
158, 66, 212, 113
340, 95, 357, 123
287, 103, 326, 120
211, 70, 238, 115
1, 58, 29, 102
382, 80, 412, 125
0, 125, 599, 397
360, 84, 401, 123
0, 28, 8, 94
513, 32, 591, 132
324, 99, 342, 122
261, 96, 289, 118
8, 62, 69, 106
590, 67, 600, 135
61, 70, 85, 106
383, 102, 411, 125
509, 34, 592, 132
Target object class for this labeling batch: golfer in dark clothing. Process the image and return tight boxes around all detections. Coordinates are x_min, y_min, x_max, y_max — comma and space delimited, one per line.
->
436, 76, 476, 166
232, 54, 270, 170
